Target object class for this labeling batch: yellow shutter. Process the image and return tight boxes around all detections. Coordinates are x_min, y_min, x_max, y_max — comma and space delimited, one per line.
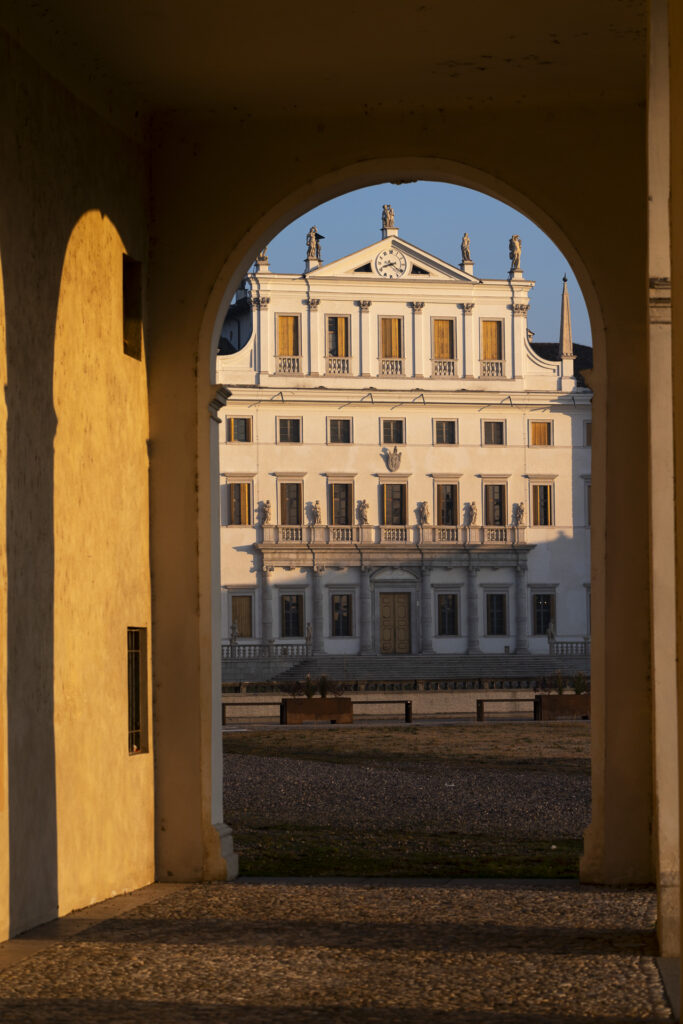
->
530, 422, 550, 445
433, 319, 453, 359
381, 318, 401, 358
337, 317, 348, 357
482, 320, 502, 361
533, 485, 541, 525
278, 315, 298, 355
240, 483, 250, 524
232, 596, 252, 638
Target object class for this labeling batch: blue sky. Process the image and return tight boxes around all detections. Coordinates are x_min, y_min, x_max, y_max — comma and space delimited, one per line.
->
263, 181, 591, 348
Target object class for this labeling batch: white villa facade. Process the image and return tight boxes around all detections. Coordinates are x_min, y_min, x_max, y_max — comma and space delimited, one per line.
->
216, 213, 591, 667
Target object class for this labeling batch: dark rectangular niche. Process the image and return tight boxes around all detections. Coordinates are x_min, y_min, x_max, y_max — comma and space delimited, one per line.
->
123, 254, 143, 360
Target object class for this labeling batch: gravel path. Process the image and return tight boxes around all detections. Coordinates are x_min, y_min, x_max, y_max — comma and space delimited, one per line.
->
224, 754, 591, 838
0, 880, 670, 1022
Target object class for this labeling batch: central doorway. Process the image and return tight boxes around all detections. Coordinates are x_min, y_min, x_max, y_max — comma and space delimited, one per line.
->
379, 592, 411, 654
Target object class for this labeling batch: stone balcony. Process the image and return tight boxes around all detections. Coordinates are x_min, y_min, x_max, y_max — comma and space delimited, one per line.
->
260, 524, 527, 546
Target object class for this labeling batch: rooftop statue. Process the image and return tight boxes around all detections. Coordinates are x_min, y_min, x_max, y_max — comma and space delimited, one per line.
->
382, 204, 395, 229
509, 234, 522, 271
461, 232, 471, 262
306, 225, 324, 261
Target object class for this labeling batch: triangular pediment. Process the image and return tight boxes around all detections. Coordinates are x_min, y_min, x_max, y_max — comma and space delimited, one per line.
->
307, 237, 480, 282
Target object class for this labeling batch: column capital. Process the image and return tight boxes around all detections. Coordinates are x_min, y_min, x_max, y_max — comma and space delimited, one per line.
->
512, 303, 529, 316
358, 299, 372, 312
409, 301, 425, 313
461, 302, 475, 314
304, 298, 321, 308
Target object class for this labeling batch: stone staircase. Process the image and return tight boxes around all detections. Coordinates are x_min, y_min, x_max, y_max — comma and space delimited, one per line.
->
223, 651, 590, 686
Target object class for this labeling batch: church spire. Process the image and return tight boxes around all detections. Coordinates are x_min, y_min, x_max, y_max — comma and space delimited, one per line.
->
559, 274, 574, 358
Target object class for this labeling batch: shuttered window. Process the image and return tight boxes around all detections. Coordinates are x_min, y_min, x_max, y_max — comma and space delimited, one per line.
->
433, 319, 454, 360
330, 483, 352, 525
435, 420, 457, 445
437, 484, 458, 526
483, 421, 504, 445
280, 482, 302, 525
281, 594, 303, 637
226, 417, 252, 442
331, 594, 352, 636
382, 419, 404, 444
482, 320, 502, 360
380, 317, 402, 358
484, 484, 507, 526
231, 595, 253, 638
437, 594, 459, 635
532, 484, 553, 526
277, 315, 299, 355
328, 316, 349, 357
226, 483, 250, 525
329, 419, 351, 443
381, 483, 406, 525
530, 421, 552, 446
279, 418, 301, 443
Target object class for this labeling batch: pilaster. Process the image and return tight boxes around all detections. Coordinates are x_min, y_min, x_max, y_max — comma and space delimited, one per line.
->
360, 567, 373, 653
461, 303, 475, 379
421, 567, 433, 653
305, 298, 321, 376
358, 300, 372, 376
514, 562, 528, 653
511, 303, 529, 380
409, 302, 425, 378
311, 565, 325, 654
466, 564, 480, 653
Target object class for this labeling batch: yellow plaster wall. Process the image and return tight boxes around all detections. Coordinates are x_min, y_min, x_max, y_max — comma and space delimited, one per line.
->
52, 213, 154, 916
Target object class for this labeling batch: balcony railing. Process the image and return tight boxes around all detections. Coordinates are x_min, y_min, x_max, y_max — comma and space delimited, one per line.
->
550, 639, 591, 656
327, 356, 350, 375
433, 359, 457, 377
481, 360, 504, 378
277, 355, 301, 374
222, 641, 311, 660
380, 357, 404, 376
259, 524, 526, 546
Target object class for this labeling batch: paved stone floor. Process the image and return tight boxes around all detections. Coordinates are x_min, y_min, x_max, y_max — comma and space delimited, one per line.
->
0, 879, 673, 1023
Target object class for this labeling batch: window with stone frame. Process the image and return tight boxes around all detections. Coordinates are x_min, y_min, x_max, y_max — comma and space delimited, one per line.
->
532, 593, 555, 636
280, 482, 302, 525
278, 418, 301, 443
483, 421, 505, 445
434, 420, 458, 445
437, 594, 459, 635
529, 421, 552, 446
484, 484, 507, 526
281, 594, 303, 637
331, 594, 353, 636
226, 482, 251, 525
436, 483, 459, 526
329, 482, 353, 525
327, 316, 350, 357
382, 419, 404, 444
532, 483, 554, 526
380, 483, 407, 525
486, 593, 507, 636
226, 417, 252, 442
231, 595, 253, 638
329, 418, 352, 444
277, 315, 300, 356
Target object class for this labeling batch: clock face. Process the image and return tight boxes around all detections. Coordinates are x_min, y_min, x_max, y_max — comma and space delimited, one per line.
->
375, 249, 407, 278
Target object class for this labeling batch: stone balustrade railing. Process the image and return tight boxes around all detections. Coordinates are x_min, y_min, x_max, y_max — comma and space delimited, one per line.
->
260, 524, 527, 546
222, 641, 312, 660
550, 639, 591, 656
433, 359, 457, 377
277, 355, 301, 374
327, 356, 350, 375
481, 360, 505, 378
380, 357, 404, 376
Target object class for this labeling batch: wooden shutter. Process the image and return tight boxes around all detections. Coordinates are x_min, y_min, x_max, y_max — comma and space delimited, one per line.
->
433, 319, 453, 359
382, 484, 405, 525
437, 484, 457, 525
331, 483, 350, 525
336, 317, 348, 357
485, 484, 506, 525
482, 320, 502, 360
277, 315, 298, 355
281, 482, 301, 525
381, 318, 401, 358
232, 596, 252, 638
530, 422, 550, 445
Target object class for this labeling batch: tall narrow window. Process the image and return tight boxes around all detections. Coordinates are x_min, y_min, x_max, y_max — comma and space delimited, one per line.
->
530, 421, 552, 446
123, 255, 143, 360
437, 594, 459, 635
332, 594, 353, 636
435, 420, 457, 445
381, 483, 406, 525
226, 417, 252, 442
280, 482, 302, 525
481, 320, 502, 360
327, 316, 349, 356
281, 594, 303, 637
380, 317, 402, 358
486, 594, 507, 635
227, 482, 251, 525
484, 484, 507, 526
330, 482, 352, 525
127, 627, 147, 754
277, 315, 299, 355
437, 484, 458, 525
533, 594, 555, 635
231, 595, 253, 638
532, 484, 554, 526
433, 319, 454, 360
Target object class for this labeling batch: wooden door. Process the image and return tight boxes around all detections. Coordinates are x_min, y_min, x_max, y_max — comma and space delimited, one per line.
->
379, 592, 411, 654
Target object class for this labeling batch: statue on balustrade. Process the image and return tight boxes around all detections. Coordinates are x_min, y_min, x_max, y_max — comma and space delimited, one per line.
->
417, 501, 430, 525
306, 225, 324, 261
357, 498, 369, 525
311, 499, 322, 525
509, 234, 522, 271
464, 501, 477, 526
261, 499, 271, 525
382, 204, 395, 229
461, 232, 471, 262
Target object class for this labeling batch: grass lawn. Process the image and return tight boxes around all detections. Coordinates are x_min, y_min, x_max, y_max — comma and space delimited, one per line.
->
224, 722, 590, 878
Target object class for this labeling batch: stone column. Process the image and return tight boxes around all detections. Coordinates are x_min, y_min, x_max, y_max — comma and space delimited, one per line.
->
358, 300, 372, 376
359, 567, 373, 653
253, 295, 271, 376
466, 564, 480, 653
311, 566, 325, 654
512, 303, 529, 379
410, 301, 425, 378
261, 564, 274, 644
462, 303, 474, 378
514, 562, 528, 653
421, 566, 433, 652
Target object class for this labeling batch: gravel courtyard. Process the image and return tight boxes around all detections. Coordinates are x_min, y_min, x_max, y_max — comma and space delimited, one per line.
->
223, 722, 592, 877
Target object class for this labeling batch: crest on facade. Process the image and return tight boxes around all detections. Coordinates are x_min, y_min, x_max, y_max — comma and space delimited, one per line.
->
385, 446, 402, 472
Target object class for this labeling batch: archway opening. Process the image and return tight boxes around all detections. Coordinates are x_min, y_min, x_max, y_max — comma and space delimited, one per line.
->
210, 176, 593, 880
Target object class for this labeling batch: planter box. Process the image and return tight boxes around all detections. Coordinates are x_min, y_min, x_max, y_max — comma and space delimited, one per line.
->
282, 697, 353, 725
534, 693, 590, 721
